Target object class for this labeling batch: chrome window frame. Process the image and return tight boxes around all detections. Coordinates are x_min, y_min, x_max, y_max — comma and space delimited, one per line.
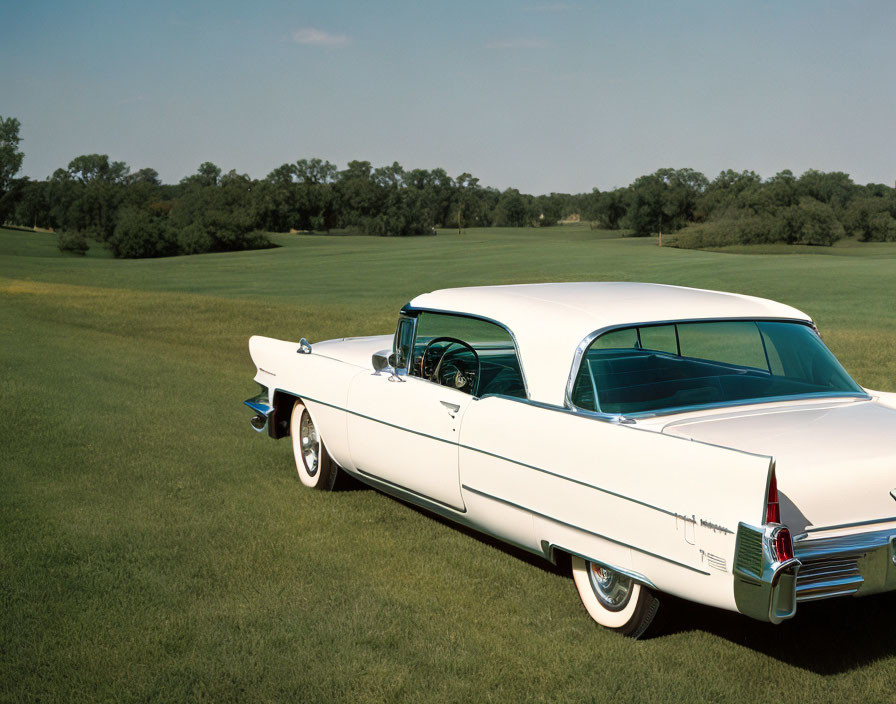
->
391, 312, 418, 375
564, 317, 870, 422
399, 304, 530, 400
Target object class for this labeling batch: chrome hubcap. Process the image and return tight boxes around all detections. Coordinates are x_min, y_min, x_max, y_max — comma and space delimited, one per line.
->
588, 562, 633, 611
299, 411, 319, 476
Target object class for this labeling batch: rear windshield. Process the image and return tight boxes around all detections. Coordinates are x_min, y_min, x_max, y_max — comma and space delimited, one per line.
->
571, 320, 864, 416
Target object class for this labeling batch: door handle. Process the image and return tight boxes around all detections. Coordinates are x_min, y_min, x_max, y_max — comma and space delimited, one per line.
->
440, 401, 461, 417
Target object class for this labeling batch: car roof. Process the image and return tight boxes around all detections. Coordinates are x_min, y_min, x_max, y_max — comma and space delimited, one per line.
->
407, 282, 812, 405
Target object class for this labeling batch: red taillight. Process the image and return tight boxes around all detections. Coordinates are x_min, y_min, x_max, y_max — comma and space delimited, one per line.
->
773, 527, 794, 562
765, 471, 780, 524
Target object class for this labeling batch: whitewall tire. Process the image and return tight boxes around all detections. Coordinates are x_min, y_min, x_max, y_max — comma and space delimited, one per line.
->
290, 400, 339, 491
571, 556, 659, 638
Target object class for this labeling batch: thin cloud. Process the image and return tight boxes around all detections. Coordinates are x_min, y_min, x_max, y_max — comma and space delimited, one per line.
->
525, 3, 569, 12
292, 27, 350, 47
486, 38, 548, 49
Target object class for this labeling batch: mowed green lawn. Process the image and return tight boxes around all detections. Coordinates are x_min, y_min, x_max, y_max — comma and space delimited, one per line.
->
2, 225, 895, 703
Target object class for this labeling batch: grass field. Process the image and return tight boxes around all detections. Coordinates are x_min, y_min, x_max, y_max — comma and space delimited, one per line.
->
2, 225, 895, 702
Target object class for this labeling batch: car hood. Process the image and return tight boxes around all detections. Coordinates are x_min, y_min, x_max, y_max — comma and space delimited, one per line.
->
310, 334, 394, 369
660, 399, 896, 535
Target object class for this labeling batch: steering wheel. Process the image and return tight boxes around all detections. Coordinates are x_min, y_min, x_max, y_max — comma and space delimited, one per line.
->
420, 337, 481, 395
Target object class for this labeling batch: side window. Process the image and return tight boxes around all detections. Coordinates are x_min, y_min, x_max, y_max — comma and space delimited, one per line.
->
639, 324, 677, 354
573, 320, 862, 416
409, 311, 526, 398
676, 321, 768, 370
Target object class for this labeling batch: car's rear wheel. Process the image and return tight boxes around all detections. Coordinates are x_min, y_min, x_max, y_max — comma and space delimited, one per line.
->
571, 555, 659, 638
290, 400, 339, 490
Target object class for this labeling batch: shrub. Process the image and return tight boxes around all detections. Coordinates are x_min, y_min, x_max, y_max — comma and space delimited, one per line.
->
867, 212, 896, 241
175, 223, 213, 255
56, 230, 89, 255
107, 206, 175, 258
671, 200, 844, 249
243, 230, 275, 249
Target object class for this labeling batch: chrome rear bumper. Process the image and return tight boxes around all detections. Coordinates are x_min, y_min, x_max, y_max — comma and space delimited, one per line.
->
794, 527, 896, 602
733, 523, 801, 624
734, 522, 896, 624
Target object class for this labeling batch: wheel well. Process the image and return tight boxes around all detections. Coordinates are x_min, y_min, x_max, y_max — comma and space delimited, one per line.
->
269, 390, 298, 439
541, 542, 572, 572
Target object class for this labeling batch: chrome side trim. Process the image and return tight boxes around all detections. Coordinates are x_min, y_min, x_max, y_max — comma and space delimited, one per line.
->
459, 440, 681, 519
345, 467, 545, 560
283, 391, 693, 520
479, 393, 775, 461
400, 305, 531, 400
563, 317, 869, 420
804, 516, 896, 534
615, 392, 870, 421
462, 484, 711, 576
271, 389, 771, 524
544, 543, 658, 590
355, 467, 467, 513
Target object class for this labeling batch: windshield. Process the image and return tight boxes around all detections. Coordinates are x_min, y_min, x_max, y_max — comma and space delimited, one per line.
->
570, 320, 865, 416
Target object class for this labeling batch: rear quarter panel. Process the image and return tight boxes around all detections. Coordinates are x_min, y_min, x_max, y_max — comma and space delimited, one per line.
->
459, 396, 774, 611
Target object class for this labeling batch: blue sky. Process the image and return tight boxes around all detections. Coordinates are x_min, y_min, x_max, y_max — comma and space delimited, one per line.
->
2, 0, 894, 193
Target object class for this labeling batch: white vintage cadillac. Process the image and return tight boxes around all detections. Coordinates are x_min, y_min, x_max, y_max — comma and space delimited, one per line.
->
245, 283, 896, 637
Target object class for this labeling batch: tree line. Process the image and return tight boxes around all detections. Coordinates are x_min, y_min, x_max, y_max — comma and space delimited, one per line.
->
1, 115, 894, 257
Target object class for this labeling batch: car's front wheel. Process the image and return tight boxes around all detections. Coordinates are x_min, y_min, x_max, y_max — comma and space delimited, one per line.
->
571, 556, 660, 638
290, 400, 339, 490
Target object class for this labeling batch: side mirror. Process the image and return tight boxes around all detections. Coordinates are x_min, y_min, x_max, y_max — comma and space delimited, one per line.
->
372, 350, 406, 382
372, 351, 391, 374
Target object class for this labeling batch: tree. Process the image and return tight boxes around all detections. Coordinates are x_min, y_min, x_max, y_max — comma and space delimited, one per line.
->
534, 194, 561, 227
596, 189, 628, 229
296, 158, 338, 232
180, 162, 222, 188
13, 180, 51, 229
626, 173, 669, 236
493, 188, 530, 227
796, 170, 856, 210
0, 116, 24, 192
842, 196, 896, 241
48, 154, 133, 239
764, 170, 799, 208
697, 170, 761, 219
0, 116, 25, 222
334, 160, 377, 232
625, 168, 708, 237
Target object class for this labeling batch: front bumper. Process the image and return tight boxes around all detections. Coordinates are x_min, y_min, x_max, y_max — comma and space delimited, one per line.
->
244, 388, 274, 433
